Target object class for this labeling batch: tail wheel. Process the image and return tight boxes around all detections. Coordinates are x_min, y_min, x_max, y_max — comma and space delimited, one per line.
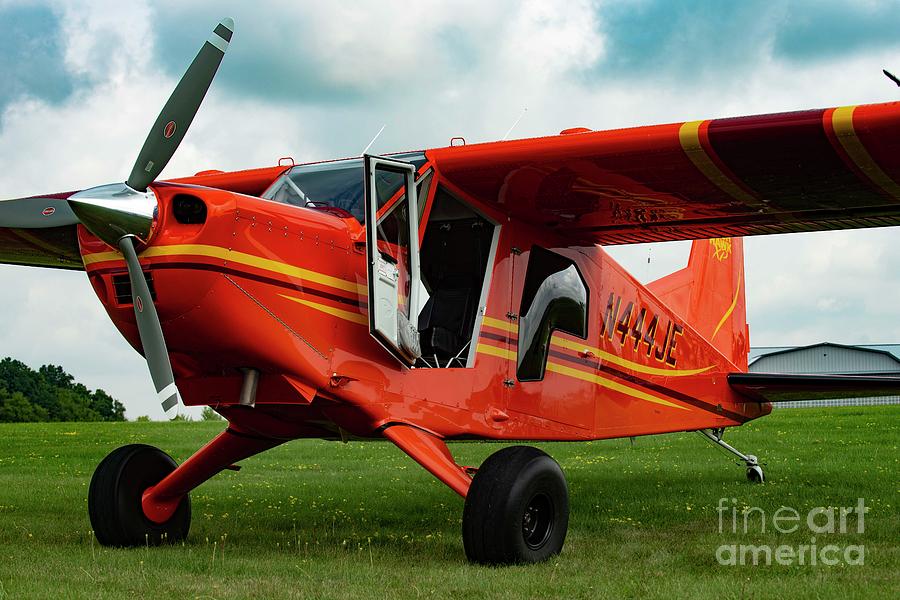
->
746, 465, 765, 483
88, 444, 191, 547
462, 446, 568, 565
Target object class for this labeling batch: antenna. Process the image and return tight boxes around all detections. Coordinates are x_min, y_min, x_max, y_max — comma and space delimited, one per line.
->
501, 108, 528, 141
361, 124, 386, 156
883, 69, 900, 87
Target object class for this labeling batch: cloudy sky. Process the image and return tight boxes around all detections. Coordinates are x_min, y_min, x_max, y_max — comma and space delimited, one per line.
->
2, 0, 900, 419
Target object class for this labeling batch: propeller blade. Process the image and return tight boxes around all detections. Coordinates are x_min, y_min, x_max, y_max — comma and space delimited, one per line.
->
118, 236, 180, 412
126, 17, 234, 192
0, 196, 80, 228
883, 68, 900, 87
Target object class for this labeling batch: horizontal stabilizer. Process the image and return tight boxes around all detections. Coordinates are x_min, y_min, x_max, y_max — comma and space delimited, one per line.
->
729, 372, 900, 403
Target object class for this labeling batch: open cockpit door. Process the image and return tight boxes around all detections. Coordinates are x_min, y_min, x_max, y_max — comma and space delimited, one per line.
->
364, 155, 421, 365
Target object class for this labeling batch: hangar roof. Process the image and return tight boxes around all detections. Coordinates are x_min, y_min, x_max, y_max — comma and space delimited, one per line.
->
749, 342, 900, 374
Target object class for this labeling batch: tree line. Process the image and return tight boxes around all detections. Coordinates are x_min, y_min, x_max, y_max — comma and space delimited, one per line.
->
0, 358, 125, 422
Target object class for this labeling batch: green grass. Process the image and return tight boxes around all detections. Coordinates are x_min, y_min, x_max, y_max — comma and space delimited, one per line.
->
0, 407, 897, 599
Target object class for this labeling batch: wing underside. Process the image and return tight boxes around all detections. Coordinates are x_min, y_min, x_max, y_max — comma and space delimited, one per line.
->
0, 225, 83, 270
0, 193, 83, 269
728, 372, 900, 403
427, 102, 900, 244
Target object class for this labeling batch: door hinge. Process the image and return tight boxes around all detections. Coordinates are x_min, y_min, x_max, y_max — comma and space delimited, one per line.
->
503, 379, 515, 388
506, 312, 518, 320
511, 246, 523, 255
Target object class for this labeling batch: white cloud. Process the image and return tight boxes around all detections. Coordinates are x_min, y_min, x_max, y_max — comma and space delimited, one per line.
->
56, 0, 155, 82
497, 0, 605, 77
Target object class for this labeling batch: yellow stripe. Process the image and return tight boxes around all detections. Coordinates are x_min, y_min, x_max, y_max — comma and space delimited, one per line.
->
81, 250, 120, 265
832, 106, 900, 200
476, 345, 690, 411
279, 294, 368, 325
82, 243, 367, 296
482, 316, 518, 333
545, 362, 688, 411
549, 336, 714, 377
679, 120, 761, 206
481, 315, 713, 376
711, 265, 742, 340
475, 342, 515, 360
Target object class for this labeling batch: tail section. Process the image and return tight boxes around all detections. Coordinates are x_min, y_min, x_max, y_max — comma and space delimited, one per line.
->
647, 237, 749, 370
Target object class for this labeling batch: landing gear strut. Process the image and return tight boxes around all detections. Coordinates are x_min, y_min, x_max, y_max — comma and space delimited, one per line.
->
698, 428, 765, 483
385, 426, 570, 565
89, 428, 283, 547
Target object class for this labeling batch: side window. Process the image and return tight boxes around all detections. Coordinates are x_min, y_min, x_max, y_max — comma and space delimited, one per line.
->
517, 246, 589, 381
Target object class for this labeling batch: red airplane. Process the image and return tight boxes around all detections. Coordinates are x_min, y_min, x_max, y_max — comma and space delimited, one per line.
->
3, 18, 900, 564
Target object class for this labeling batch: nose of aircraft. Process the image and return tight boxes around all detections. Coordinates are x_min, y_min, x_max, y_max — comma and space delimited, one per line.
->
68, 183, 158, 247
72, 16, 235, 414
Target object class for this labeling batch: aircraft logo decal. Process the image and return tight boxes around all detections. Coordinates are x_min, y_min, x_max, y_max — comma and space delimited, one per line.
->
164, 121, 177, 139
710, 237, 732, 261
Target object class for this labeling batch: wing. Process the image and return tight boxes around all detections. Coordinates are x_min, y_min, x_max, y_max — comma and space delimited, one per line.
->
728, 372, 900, 403
427, 102, 900, 244
0, 193, 83, 270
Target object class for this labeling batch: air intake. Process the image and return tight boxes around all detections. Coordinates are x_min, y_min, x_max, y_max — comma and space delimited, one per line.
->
172, 194, 207, 224
112, 271, 157, 305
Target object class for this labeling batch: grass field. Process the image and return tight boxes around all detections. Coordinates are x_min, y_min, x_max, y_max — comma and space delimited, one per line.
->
0, 406, 897, 599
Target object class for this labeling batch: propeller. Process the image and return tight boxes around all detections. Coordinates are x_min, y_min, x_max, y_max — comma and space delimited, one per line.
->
127, 18, 234, 192
118, 236, 180, 411
1, 18, 234, 412
66, 17, 233, 412
0, 196, 80, 228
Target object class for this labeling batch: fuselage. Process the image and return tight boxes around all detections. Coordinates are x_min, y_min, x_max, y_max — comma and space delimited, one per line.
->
78, 154, 769, 442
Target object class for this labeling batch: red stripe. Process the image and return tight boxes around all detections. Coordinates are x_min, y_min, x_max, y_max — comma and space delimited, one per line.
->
707, 109, 888, 211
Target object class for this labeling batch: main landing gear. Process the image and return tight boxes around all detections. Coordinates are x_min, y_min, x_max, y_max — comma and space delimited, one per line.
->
462, 446, 569, 565
698, 428, 765, 483
88, 428, 282, 547
384, 426, 570, 565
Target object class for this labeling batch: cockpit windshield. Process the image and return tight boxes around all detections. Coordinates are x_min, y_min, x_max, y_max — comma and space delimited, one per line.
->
261, 152, 426, 222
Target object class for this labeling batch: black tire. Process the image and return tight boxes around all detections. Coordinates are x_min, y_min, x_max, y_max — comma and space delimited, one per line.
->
88, 444, 191, 547
462, 446, 569, 565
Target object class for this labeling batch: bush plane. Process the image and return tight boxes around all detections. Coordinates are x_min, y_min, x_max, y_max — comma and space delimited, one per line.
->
3, 18, 900, 564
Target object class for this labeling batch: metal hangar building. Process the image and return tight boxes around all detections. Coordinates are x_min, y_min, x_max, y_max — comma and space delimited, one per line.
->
748, 342, 900, 407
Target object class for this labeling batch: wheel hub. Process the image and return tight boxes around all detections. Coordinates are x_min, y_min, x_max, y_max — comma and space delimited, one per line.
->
522, 492, 554, 550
